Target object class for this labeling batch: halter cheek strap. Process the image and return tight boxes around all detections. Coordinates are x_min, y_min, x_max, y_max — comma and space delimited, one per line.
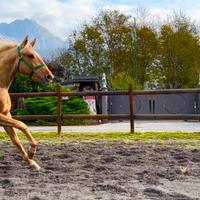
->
17, 46, 46, 77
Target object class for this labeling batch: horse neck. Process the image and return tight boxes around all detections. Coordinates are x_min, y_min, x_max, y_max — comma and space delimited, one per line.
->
0, 47, 18, 89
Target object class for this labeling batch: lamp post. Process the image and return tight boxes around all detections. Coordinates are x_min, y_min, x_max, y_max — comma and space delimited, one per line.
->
131, 17, 138, 84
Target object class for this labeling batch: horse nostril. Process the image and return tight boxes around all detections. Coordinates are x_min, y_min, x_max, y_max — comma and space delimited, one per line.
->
46, 74, 54, 81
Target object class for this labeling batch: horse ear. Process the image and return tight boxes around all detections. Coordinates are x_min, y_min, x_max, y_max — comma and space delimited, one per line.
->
30, 38, 36, 47
20, 36, 29, 49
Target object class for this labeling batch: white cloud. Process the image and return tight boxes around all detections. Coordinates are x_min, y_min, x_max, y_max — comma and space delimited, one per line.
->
1, 0, 200, 40
0, 0, 99, 39
100, 1, 200, 27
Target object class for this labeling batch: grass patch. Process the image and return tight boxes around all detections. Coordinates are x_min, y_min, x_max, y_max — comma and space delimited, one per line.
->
0, 131, 199, 143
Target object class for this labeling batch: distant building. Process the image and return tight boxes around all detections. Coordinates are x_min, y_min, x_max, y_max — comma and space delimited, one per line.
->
62, 76, 101, 114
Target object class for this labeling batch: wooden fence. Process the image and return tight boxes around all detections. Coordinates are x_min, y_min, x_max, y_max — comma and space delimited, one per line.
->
10, 85, 200, 134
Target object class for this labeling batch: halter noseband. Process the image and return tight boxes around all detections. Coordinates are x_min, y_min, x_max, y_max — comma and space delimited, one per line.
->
17, 46, 46, 77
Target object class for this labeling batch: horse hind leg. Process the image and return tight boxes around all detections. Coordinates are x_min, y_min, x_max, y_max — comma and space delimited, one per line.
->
3, 126, 40, 170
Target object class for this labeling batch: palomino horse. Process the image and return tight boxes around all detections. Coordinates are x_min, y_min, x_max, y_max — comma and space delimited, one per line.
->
0, 36, 54, 170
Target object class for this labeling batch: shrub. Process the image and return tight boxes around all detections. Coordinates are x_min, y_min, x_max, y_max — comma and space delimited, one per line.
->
9, 73, 57, 93
17, 96, 89, 125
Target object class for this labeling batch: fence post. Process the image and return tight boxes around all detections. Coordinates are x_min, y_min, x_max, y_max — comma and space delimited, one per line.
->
129, 85, 134, 133
57, 84, 62, 135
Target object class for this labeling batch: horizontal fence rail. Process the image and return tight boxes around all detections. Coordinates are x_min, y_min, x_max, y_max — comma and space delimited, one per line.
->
10, 85, 200, 134
10, 88, 200, 97
13, 114, 200, 121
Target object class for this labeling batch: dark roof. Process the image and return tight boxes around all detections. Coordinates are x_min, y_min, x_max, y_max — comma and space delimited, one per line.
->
63, 76, 99, 84
72, 76, 98, 81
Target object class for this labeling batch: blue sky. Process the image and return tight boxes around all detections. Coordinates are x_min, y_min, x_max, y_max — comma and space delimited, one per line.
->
0, 0, 200, 39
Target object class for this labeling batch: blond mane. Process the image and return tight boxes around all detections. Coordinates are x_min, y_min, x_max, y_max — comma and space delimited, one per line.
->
0, 43, 17, 54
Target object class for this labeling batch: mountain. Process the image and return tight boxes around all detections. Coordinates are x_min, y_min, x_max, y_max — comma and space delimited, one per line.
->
0, 19, 64, 57
0, 34, 17, 44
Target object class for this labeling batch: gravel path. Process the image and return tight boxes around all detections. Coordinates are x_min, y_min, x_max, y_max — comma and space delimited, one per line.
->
0, 120, 198, 133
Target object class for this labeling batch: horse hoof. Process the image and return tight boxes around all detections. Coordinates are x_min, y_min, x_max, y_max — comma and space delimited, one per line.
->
29, 160, 41, 171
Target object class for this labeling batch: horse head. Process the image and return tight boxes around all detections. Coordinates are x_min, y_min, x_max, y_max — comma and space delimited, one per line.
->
17, 36, 54, 85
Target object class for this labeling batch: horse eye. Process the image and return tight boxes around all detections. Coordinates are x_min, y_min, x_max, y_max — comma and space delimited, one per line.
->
28, 54, 34, 58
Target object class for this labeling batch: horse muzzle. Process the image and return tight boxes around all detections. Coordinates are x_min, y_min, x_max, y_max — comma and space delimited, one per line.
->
41, 74, 54, 85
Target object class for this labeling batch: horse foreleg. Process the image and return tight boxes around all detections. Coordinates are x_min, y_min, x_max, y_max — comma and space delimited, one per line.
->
3, 126, 40, 170
0, 112, 40, 168
0, 112, 38, 159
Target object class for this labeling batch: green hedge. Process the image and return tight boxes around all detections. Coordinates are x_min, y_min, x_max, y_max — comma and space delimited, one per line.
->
9, 73, 57, 93
17, 96, 89, 125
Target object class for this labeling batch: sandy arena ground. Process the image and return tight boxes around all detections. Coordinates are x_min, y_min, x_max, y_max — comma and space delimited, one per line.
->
0, 141, 199, 200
